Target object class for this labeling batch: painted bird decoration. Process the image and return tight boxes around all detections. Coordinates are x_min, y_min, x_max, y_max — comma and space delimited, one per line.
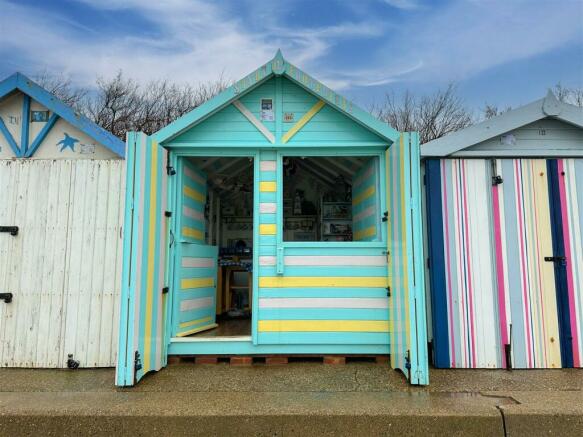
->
57, 133, 80, 152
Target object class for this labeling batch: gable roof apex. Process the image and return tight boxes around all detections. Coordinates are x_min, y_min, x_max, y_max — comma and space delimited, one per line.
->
0, 72, 125, 157
153, 52, 400, 145
422, 93, 583, 157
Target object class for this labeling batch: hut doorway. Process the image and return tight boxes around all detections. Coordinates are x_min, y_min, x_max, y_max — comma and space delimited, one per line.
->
171, 156, 255, 339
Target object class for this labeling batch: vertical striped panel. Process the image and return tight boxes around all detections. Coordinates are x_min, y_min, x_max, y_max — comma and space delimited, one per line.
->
173, 242, 218, 337
182, 161, 207, 242
554, 159, 583, 367
117, 133, 167, 386
352, 158, 379, 241
387, 133, 428, 384
0, 159, 124, 368
498, 159, 561, 368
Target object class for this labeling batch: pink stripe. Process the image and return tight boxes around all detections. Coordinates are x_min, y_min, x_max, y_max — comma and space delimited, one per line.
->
557, 160, 580, 367
441, 160, 456, 367
460, 161, 477, 367
491, 183, 509, 368
515, 160, 533, 367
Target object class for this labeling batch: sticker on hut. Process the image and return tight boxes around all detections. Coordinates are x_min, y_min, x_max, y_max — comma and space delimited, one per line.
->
260, 99, 273, 121
80, 143, 96, 154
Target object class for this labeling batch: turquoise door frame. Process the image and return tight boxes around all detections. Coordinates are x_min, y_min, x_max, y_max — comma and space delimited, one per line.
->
165, 148, 261, 350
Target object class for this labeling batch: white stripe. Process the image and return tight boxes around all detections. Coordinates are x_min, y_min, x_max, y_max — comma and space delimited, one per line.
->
283, 255, 386, 266
183, 205, 205, 221
184, 164, 205, 185
260, 161, 276, 172
182, 257, 215, 268
180, 297, 214, 311
259, 298, 389, 309
259, 256, 276, 266
233, 100, 275, 143
259, 202, 276, 213
353, 205, 375, 222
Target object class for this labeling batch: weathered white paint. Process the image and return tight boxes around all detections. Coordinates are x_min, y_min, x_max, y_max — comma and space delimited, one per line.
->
0, 91, 119, 160
180, 297, 214, 312
259, 202, 276, 213
259, 160, 276, 171
0, 159, 124, 367
181, 257, 215, 268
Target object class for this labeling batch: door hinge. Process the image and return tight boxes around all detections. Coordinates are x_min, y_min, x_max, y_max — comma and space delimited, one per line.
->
0, 293, 13, 303
165, 211, 172, 217
426, 257, 430, 269
0, 226, 18, 236
382, 211, 388, 222
405, 350, 411, 370
134, 351, 142, 372
386, 286, 391, 297
162, 286, 169, 294
492, 175, 503, 186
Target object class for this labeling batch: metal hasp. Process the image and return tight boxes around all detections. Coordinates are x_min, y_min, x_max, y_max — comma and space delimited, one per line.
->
0, 293, 13, 303
67, 354, 80, 369
544, 256, 567, 265
0, 226, 18, 236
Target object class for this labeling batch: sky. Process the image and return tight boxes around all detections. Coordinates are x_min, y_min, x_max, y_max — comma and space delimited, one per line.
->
1, 0, 582, 113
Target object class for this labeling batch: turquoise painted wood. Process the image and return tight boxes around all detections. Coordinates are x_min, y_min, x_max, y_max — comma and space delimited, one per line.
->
116, 133, 168, 386
118, 51, 428, 387
172, 242, 218, 337
387, 133, 429, 385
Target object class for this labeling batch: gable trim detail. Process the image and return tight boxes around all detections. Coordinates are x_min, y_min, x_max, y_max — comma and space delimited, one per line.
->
282, 100, 325, 144
232, 100, 275, 143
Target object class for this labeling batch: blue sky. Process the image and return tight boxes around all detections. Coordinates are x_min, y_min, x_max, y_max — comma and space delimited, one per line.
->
1, 0, 582, 113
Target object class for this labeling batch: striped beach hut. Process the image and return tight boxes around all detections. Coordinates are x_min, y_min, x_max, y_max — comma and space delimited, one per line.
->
422, 91, 583, 369
116, 51, 429, 386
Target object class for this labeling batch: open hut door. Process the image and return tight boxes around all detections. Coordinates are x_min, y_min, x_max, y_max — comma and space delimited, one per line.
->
172, 160, 218, 337
116, 133, 169, 386
386, 133, 429, 385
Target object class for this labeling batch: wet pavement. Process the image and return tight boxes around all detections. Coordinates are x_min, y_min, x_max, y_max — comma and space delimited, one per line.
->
0, 363, 581, 436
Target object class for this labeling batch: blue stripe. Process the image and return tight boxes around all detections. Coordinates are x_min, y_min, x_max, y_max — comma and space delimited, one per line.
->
547, 159, 572, 368
425, 159, 449, 368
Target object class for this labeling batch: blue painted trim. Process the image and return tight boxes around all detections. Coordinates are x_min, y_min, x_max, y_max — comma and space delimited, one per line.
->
24, 113, 59, 157
0, 116, 20, 156
547, 159, 573, 368
424, 159, 449, 368
0, 72, 124, 157
20, 94, 30, 157
168, 339, 389, 355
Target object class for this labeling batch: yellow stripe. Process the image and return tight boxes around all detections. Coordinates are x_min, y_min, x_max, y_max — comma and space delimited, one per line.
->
353, 186, 375, 206
259, 224, 276, 235
258, 320, 391, 332
143, 141, 158, 371
183, 226, 204, 240
259, 276, 388, 288
184, 185, 205, 202
181, 277, 215, 289
281, 100, 326, 143
259, 181, 276, 192
354, 225, 376, 240
179, 316, 214, 329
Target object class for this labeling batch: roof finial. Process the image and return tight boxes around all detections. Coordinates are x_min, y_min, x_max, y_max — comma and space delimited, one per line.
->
272, 49, 285, 75
543, 88, 561, 116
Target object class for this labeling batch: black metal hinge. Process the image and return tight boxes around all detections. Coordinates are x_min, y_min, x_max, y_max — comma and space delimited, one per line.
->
386, 286, 391, 297
134, 351, 143, 372
405, 350, 411, 370
0, 226, 18, 236
162, 286, 169, 294
382, 211, 389, 222
165, 211, 172, 217
0, 293, 13, 303
492, 175, 503, 186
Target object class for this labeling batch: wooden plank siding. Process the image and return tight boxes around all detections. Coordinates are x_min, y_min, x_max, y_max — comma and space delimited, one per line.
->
0, 159, 124, 367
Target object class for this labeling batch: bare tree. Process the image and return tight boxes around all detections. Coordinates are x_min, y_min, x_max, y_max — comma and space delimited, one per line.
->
372, 84, 473, 144
482, 104, 512, 119
553, 82, 583, 107
34, 70, 87, 110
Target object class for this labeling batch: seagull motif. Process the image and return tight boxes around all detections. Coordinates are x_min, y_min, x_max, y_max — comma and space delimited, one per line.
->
56, 133, 80, 152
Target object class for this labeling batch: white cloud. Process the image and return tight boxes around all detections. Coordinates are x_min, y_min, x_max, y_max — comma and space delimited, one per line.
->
0, 0, 384, 88
382, 0, 420, 10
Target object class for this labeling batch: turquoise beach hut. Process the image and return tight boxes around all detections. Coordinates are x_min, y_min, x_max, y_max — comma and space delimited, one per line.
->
116, 51, 428, 386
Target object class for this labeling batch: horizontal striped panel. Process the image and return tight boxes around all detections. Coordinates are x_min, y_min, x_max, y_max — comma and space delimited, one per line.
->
258, 320, 391, 332
181, 257, 215, 268
259, 287, 389, 299
257, 332, 390, 345
259, 266, 387, 277
260, 160, 276, 171
182, 226, 204, 240
259, 276, 388, 288
180, 297, 213, 312
259, 255, 386, 266
183, 164, 205, 185
259, 181, 276, 192
181, 277, 215, 289
259, 308, 389, 320
183, 205, 204, 221
259, 297, 389, 309
259, 202, 276, 213
259, 224, 276, 235
353, 186, 374, 206
184, 185, 205, 202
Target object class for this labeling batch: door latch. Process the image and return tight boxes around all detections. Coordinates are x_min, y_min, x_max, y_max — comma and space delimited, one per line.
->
0, 226, 18, 236
0, 293, 13, 303
544, 256, 566, 264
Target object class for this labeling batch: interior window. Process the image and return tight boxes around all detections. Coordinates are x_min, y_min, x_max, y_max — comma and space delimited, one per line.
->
282, 156, 381, 242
